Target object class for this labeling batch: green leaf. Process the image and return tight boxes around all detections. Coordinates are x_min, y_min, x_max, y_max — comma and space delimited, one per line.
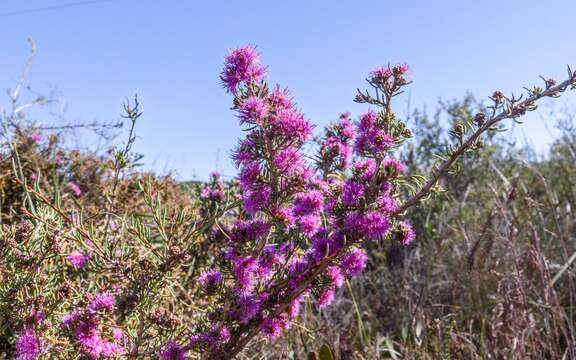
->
384, 337, 400, 359
318, 344, 334, 360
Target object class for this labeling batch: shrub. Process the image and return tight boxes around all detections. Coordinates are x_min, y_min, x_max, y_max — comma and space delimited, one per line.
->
0, 45, 574, 359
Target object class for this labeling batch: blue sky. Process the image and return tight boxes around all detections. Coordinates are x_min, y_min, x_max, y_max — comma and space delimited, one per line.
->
1, 0, 575, 180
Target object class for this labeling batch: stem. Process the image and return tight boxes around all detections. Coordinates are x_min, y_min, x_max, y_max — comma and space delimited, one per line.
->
397, 77, 575, 213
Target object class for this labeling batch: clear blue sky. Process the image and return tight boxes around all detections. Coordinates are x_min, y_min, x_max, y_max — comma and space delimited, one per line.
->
1, 0, 575, 180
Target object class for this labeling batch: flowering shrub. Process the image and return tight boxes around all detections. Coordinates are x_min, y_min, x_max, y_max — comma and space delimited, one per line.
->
0, 45, 574, 359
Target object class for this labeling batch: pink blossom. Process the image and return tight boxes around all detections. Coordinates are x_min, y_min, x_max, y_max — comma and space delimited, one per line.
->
317, 287, 335, 308
158, 341, 187, 360
67, 250, 90, 269
30, 132, 42, 144
238, 96, 269, 124
370, 66, 393, 81
67, 181, 82, 197
15, 325, 41, 360
345, 211, 390, 239
340, 248, 368, 278
384, 158, 407, 174
221, 45, 266, 93
354, 110, 394, 156
326, 266, 344, 288
89, 292, 115, 312
399, 221, 416, 245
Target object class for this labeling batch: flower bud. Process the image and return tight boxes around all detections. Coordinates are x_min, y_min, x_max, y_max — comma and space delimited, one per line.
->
492, 90, 504, 104
474, 113, 486, 126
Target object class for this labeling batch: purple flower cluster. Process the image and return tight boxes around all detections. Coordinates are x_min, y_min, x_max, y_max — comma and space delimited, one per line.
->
158, 341, 187, 360
345, 211, 390, 240
199, 270, 223, 295
200, 186, 224, 201
269, 108, 313, 142
184, 46, 416, 356
230, 219, 270, 243
200, 172, 225, 203
319, 113, 357, 172
384, 157, 407, 174
220, 45, 266, 94
354, 110, 395, 156
30, 132, 42, 144
238, 96, 269, 125
342, 180, 364, 207
15, 325, 41, 360
273, 147, 304, 175
340, 248, 369, 277
398, 221, 416, 245
187, 324, 232, 356
370, 63, 410, 83
261, 317, 290, 338
67, 250, 90, 269
61, 292, 124, 358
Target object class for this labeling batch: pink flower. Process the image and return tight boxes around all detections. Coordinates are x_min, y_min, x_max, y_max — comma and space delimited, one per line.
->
230, 219, 270, 243
89, 292, 115, 312
370, 66, 393, 81
377, 195, 398, 213
297, 214, 321, 237
232, 294, 261, 324
70, 320, 123, 359
232, 256, 258, 295
353, 159, 377, 182
399, 221, 416, 245
273, 147, 303, 175
261, 317, 289, 338
384, 158, 407, 174
288, 294, 305, 318
79, 331, 123, 359
370, 63, 410, 82
269, 108, 313, 143
67, 181, 82, 197
268, 87, 292, 110
232, 138, 256, 167
221, 45, 266, 93
339, 248, 368, 278
275, 206, 295, 228
337, 113, 357, 140
30, 132, 42, 144
317, 287, 335, 308
199, 270, 223, 295
354, 110, 394, 156
15, 325, 41, 360
238, 161, 261, 191
345, 211, 390, 240
238, 96, 269, 124
326, 266, 344, 288
293, 190, 324, 215
342, 180, 364, 207
393, 63, 410, 75
242, 186, 271, 214
112, 328, 125, 341
67, 250, 90, 269
158, 341, 187, 360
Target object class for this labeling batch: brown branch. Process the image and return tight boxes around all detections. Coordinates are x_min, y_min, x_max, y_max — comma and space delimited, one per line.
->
397, 76, 575, 213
